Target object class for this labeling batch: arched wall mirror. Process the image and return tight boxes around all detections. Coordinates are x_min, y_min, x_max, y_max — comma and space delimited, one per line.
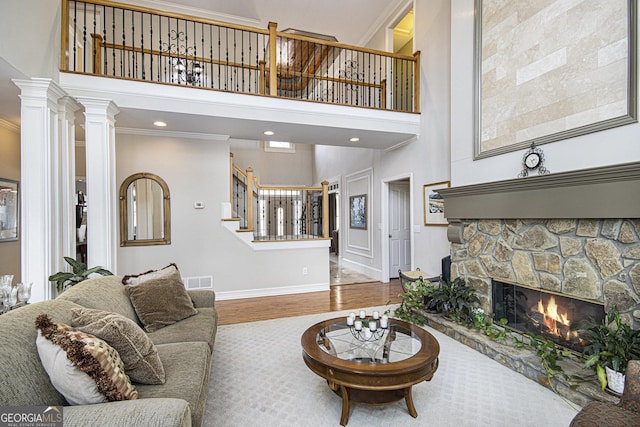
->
119, 173, 171, 246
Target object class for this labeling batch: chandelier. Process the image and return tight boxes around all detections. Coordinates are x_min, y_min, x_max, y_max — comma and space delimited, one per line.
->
171, 58, 202, 85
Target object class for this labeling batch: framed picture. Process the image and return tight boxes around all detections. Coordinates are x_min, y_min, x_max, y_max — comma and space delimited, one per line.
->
0, 178, 19, 242
349, 194, 367, 230
474, 0, 637, 158
424, 181, 449, 226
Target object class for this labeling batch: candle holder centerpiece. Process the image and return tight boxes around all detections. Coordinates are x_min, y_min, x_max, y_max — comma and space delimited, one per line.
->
346, 311, 389, 342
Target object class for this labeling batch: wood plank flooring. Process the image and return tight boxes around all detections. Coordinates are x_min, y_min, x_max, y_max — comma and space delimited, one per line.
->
216, 280, 404, 325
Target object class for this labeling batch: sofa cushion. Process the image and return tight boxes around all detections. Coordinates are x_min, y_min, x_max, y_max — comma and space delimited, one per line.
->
125, 272, 197, 333
35, 314, 137, 405
71, 308, 166, 385
57, 276, 140, 324
148, 307, 218, 352
136, 342, 211, 427
122, 263, 179, 286
570, 401, 640, 426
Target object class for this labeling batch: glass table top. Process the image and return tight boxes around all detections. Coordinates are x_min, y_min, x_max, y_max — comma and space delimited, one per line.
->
316, 320, 422, 364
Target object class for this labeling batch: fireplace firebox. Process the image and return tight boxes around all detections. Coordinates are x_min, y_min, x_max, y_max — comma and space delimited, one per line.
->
492, 279, 605, 353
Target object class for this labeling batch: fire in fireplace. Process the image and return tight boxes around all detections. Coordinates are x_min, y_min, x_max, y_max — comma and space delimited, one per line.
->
492, 279, 605, 353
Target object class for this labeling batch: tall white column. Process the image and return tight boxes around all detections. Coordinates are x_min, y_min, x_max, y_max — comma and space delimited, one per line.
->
13, 78, 66, 302
76, 98, 119, 273
58, 97, 81, 265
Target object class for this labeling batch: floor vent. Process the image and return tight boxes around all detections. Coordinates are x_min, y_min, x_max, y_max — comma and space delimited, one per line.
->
183, 276, 213, 290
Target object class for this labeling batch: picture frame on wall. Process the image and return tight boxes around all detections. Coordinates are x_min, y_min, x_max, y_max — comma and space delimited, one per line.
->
0, 178, 19, 242
424, 181, 449, 226
349, 194, 367, 230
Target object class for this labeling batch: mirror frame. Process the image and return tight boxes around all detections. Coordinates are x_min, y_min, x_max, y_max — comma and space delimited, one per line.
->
119, 172, 171, 247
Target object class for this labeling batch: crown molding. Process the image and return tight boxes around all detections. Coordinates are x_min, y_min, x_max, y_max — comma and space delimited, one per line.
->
0, 118, 19, 133
116, 127, 229, 141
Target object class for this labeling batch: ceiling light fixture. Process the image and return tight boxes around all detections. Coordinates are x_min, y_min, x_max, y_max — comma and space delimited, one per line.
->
153, 121, 167, 127
350, 137, 360, 142
263, 130, 275, 136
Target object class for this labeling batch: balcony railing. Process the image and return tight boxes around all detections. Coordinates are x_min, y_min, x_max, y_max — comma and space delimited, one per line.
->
61, 0, 420, 112
231, 155, 329, 242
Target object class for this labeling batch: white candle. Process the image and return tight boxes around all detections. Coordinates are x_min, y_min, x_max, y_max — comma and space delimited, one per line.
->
359, 310, 366, 319
354, 320, 362, 331
364, 328, 373, 340
347, 316, 354, 326
349, 312, 356, 319
373, 311, 379, 320
369, 320, 377, 331
380, 315, 388, 328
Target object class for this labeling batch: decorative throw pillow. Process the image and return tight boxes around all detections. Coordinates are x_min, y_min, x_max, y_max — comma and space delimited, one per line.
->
71, 308, 166, 385
122, 263, 179, 286
35, 314, 137, 405
124, 271, 198, 333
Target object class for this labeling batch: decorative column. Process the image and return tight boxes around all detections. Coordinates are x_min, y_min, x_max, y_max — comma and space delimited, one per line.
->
58, 97, 81, 266
13, 78, 66, 302
76, 98, 119, 273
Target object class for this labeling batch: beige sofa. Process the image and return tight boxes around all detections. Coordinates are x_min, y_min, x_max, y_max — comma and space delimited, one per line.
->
0, 275, 217, 427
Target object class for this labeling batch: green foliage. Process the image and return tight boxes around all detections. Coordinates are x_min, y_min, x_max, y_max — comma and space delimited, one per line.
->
574, 306, 640, 390
426, 277, 480, 327
392, 279, 435, 325
48, 256, 113, 294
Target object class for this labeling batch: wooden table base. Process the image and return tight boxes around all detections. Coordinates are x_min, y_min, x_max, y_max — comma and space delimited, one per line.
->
331, 384, 418, 426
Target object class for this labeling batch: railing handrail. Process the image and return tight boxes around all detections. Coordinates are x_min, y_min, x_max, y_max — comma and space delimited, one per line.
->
62, 0, 420, 112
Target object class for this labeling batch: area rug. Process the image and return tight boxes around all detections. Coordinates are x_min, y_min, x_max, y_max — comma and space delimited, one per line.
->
203, 306, 579, 427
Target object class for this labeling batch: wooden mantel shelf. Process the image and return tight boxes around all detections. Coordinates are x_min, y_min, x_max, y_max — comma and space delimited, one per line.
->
437, 161, 640, 220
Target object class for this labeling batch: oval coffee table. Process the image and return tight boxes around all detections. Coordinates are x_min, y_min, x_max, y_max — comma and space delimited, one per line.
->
301, 316, 439, 426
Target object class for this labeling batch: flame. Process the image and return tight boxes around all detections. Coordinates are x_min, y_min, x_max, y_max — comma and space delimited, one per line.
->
536, 296, 576, 341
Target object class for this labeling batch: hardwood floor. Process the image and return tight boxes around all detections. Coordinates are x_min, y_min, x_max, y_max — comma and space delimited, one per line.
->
215, 280, 404, 325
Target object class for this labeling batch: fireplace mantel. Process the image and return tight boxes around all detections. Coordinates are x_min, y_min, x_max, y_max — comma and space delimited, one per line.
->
438, 162, 640, 220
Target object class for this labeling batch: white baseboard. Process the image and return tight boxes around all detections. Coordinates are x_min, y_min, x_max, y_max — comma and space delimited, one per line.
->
215, 282, 329, 300
341, 258, 382, 281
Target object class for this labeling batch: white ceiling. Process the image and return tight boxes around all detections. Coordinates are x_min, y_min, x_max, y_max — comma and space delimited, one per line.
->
0, 0, 415, 148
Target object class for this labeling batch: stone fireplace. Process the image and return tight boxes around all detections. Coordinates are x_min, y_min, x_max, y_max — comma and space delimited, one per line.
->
438, 162, 640, 328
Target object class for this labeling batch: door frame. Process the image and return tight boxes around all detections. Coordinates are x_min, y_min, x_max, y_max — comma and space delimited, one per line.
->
381, 172, 414, 283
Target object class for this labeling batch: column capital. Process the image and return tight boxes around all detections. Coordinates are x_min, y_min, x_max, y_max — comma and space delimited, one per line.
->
76, 97, 120, 119
12, 78, 66, 106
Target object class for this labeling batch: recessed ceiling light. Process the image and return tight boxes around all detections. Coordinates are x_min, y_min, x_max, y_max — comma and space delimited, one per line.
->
349, 137, 360, 142
153, 121, 167, 127
263, 130, 275, 136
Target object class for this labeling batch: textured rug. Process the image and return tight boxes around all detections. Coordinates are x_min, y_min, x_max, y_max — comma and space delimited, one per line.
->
203, 306, 580, 427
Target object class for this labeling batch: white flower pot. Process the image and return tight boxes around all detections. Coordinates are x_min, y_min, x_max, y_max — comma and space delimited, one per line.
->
605, 366, 626, 394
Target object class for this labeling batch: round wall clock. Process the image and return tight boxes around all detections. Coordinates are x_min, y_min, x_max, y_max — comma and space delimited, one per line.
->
518, 142, 550, 178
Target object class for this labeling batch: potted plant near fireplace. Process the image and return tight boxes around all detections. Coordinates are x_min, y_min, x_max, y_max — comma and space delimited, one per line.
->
576, 306, 640, 394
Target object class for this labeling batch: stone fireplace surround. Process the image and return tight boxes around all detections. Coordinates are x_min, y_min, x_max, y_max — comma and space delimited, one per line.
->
438, 162, 640, 326
431, 161, 640, 405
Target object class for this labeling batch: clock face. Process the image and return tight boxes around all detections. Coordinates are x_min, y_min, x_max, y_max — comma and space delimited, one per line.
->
525, 152, 541, 169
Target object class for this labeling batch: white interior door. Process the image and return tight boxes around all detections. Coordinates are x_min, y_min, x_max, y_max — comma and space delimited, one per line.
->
389, 182, 411, 278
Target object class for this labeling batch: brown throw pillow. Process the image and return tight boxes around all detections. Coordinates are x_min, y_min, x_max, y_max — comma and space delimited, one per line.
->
71, 308, 166, 385
124, 272, 198, 332
122, 263, 179, 286
35, 314, 137, 405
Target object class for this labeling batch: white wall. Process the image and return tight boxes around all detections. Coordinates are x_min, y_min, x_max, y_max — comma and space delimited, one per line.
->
313, 0, 453, 278
450, 0, 640, 187
116, 131, 328, 295
0, 1, 60, 80
0, 122, 21, 281
230, 139, 314, 185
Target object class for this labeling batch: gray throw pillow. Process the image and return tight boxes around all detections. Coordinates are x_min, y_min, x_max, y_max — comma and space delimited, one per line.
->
124, 271, 198, 333
71, 308, 166, 385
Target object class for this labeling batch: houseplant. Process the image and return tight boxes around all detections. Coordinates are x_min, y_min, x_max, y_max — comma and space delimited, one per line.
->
575, 306, 640, 393
426, 277, 480, 327
393, 278, 437, 325
48, 256, 113, 294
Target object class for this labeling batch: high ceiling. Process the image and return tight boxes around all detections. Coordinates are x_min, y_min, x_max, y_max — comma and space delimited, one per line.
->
0, 0, 414, 147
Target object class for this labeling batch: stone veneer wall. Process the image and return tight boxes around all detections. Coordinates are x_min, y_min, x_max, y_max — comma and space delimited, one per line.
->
450, 219, 640, 325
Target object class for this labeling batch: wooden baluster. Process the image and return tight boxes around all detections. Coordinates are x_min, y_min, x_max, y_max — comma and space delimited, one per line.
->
91, 34, 103, 74
322, 181, 329, 239
268, 22, 277, 96
413, 51, 421, 113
